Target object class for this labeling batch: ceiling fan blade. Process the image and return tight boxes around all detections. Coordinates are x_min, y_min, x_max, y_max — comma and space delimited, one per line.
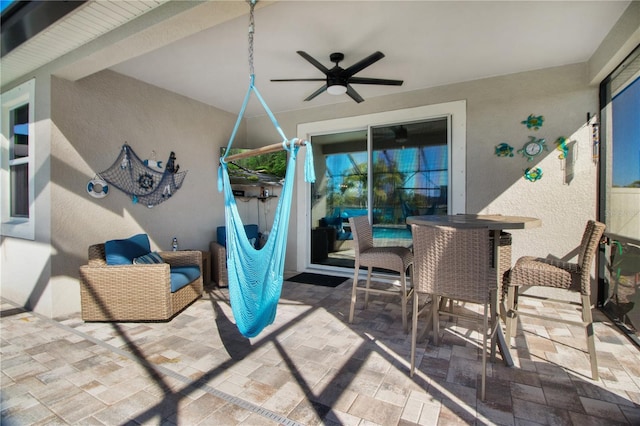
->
270, 78, 326, 82
346, 85, 364, 103
304, 84, 328, 101
297, 51, 330, 74
349, 77, 404, 86
344, 51, 385, 77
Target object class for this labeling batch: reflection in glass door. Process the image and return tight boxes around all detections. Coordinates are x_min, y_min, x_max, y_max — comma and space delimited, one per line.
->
600, 44, 640, 344
309, 118, 449, 269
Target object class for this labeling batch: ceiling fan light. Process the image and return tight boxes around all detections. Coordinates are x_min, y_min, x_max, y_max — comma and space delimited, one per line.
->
327, 84, 347, 95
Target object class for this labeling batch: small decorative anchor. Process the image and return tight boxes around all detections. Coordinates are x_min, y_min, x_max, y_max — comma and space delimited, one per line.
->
166, 151, 180, 174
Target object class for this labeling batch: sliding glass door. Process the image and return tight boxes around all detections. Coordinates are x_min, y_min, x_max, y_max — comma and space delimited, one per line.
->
599, 44, 640, 344
309, 118, 449, 268
296, 101, 466, 273
310, 130, 367, 267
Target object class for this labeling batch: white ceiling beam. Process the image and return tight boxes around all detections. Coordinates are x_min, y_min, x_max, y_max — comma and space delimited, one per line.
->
53, 1, 274, 83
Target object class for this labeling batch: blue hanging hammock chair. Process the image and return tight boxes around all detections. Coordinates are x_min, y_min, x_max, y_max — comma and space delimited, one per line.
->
218, 1, 314, 337
219, 73, 315, 337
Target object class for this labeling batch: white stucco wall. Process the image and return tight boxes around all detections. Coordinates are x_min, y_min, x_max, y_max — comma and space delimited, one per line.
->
44, 70, 242, 318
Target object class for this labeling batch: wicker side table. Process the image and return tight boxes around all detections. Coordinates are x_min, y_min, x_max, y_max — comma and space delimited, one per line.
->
199, 250, 211, 285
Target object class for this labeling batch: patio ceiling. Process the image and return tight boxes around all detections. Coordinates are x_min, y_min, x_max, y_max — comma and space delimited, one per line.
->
0, 1, 632, 117
0, 0, 169, 84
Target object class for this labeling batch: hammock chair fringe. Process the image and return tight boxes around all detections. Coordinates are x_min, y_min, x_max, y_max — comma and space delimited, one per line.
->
223, 139, 307, 162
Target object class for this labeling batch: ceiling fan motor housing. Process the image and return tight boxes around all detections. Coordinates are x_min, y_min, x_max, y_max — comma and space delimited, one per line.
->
330, 52, 344, 64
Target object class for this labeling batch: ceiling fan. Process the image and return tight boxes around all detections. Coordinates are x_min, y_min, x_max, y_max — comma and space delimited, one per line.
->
271, 51, 403, 103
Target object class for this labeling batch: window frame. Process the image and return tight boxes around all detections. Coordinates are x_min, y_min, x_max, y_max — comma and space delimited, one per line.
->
1, 78, 35, 240
597, 44, 640, 346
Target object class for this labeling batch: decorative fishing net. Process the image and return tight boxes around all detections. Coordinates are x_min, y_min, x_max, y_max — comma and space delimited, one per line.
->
98, 144, 187, 208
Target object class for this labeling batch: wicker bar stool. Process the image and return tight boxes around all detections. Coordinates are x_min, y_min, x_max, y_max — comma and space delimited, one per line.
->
505, 220, 606, 380
410, 224, 496, 401
348, 216, 414, 332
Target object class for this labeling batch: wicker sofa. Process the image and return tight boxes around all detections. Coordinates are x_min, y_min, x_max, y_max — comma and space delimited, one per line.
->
79, 243, 203, 321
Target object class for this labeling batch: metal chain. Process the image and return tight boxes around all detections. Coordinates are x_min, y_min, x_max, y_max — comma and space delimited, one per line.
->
248, 0, 256, 76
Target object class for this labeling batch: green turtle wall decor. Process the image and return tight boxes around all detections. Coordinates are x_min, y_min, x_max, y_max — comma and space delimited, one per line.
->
521, 114, 544, 130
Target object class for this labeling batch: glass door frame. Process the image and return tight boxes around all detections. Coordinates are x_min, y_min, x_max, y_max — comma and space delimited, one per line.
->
598, 44, 640, 346
295, 101, 467, 273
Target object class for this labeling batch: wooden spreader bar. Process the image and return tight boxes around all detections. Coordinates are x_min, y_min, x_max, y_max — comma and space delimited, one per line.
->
223, 139, 307, 162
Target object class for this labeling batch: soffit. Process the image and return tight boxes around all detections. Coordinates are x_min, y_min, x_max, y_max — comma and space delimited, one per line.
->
0, 0, 167, 86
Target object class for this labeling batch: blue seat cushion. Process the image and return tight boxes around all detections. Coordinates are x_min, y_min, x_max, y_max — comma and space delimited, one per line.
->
170, 265, 201, 292
105, 234, 151, 265
217, 224, 260, 249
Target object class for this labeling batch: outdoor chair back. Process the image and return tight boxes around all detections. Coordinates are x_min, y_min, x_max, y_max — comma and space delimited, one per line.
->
505, 220, 606, 380
410, 224, 495, 400
348, 215, 413, 332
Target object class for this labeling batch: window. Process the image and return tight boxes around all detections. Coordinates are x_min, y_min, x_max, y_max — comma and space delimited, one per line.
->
1, 79, 35, 239
371, 119, 449, 224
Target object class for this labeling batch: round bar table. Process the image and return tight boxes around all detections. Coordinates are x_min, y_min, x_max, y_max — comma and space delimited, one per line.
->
406, 214, 542, 367
406, 214, 541, 230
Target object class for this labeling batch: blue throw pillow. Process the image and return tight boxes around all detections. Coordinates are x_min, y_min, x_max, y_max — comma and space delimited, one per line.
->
133, 251, 164, 264
105, 234, 151, 265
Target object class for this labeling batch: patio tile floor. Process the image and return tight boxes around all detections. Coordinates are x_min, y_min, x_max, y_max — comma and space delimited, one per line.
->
1, 276, 640, 425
